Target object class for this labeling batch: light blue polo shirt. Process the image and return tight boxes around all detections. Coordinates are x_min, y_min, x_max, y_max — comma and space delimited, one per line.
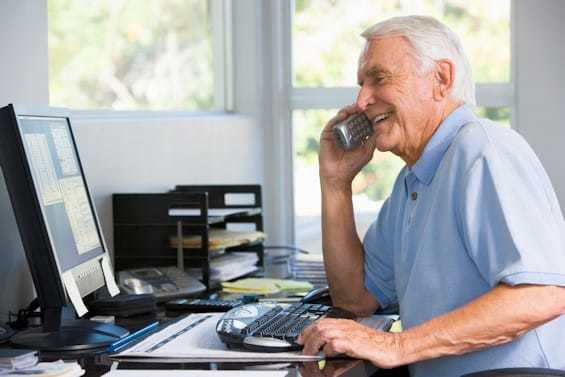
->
363, 105, 565, 377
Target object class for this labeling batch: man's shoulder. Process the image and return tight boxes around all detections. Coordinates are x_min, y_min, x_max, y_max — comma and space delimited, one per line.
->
448, 118, 533, 172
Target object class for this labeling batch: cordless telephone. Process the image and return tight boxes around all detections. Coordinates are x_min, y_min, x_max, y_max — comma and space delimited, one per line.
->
332, 112, 374, 150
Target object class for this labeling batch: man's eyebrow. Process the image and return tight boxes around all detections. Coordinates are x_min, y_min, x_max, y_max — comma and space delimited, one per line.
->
358, 65, 390, 85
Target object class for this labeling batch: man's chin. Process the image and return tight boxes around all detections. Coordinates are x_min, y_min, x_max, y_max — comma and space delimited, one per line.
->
373, 139, 394, 153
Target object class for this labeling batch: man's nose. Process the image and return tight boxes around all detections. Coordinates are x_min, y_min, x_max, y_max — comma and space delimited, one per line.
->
355, 86, 375, 110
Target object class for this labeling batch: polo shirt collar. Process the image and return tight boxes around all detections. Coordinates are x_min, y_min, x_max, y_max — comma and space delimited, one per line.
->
410, 105, 477, 185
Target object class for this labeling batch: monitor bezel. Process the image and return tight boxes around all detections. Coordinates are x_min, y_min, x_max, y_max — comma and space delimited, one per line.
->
0, 104, 111, 312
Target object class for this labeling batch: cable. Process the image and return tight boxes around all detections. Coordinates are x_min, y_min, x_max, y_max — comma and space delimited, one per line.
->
6, 298, 40, 330
262, 245, 311, 254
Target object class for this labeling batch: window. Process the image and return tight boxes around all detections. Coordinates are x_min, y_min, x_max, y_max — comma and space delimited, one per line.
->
293, 109, 404, 252
293, 0, 510, 86
48, 0, 228, 111
291, 0, 512, 253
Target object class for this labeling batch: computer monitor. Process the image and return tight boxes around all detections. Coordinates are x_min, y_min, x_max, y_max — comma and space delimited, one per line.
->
0, 104, 128, 351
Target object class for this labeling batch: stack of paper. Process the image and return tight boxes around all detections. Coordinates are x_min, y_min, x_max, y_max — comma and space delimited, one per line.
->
209, 252, 259, 281
221, 278, 313, 295
170, 229, 266, 251
0, 359, 83, 376
111, 313, 322, 362
0, 349, 38, 374
187, 252, 259, 282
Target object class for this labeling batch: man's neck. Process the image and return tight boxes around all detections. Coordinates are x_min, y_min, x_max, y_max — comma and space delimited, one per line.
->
403, 101, 462, 167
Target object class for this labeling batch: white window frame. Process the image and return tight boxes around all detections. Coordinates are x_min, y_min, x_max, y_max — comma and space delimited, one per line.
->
266, 0, 516, 246
50, 0, 234, 117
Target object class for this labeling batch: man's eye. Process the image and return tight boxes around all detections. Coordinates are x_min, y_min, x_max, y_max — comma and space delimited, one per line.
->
369, 76, 384, 85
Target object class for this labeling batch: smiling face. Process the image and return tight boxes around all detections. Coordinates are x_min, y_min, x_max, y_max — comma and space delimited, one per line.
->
356, 36, 452, 165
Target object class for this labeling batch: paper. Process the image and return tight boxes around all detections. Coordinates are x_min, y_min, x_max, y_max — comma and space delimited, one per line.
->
101, 255, 120, 297
103, 371, 287, 377
113, 313, 322, 362
24, 134, 63, 206
390, 320, 402, 333
1, 360, 83, 376
169, 208, 260, 217
0, 349, 38, 372
59, 176, 101, 255
221, 278, 313, 295
224, 193, 255, 206
170, 229, 266, 251
51, 124, 79, 176
61, 271, 88, 317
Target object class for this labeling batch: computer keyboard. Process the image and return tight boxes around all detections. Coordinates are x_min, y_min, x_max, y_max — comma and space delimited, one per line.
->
216, 302, 393, 352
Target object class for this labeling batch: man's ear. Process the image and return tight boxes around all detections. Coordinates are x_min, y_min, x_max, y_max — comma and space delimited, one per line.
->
433, 59, 455, 101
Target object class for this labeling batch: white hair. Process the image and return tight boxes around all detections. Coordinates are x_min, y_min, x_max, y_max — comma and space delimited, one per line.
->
361, 15, 476, 106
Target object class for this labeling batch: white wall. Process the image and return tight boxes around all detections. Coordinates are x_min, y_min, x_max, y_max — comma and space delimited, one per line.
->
72, 113, 263, 255
0, 0, 48, 323
514, 0, 565, 211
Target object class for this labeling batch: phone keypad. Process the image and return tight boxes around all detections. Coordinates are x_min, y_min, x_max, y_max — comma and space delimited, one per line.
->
349, 113, 373, 142
332, 113, 373, 150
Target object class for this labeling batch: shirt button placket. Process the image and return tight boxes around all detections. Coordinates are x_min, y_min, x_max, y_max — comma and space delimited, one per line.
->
409, 174, 420, 224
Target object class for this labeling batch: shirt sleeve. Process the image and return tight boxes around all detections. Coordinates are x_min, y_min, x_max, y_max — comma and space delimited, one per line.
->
457, 143, 565, 288
363, 198, 398, 308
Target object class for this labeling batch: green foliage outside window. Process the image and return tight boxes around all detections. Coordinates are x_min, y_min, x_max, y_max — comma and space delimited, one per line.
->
293, 0, 510, 87
48, 0, 214, 110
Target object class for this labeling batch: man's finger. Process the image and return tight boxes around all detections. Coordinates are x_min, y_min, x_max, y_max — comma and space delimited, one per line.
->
297, 322, 316, 344
322, 342, 340, 357
301, 327, 329, 355
324, 104, 361, 131
303, 336, 327, 355
298, 319, 333, 344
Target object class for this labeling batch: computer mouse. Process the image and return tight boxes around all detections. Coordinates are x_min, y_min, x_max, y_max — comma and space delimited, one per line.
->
301, 286, 331, 305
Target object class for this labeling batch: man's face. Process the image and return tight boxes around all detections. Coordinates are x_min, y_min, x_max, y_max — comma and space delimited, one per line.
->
356, 36, 437, 157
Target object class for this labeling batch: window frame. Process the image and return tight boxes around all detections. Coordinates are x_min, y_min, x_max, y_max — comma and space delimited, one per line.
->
48, 0, 234, 115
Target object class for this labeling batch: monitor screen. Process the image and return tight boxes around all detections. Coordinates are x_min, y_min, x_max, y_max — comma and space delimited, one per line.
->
17, 115, 105, 273
0, 105, 128, 351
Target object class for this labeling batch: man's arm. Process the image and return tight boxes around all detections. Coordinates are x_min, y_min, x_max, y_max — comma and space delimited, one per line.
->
299, 283, 565, 368
396, 283, 565, 364
321, 184, 379, 315
317, 105, 380, 316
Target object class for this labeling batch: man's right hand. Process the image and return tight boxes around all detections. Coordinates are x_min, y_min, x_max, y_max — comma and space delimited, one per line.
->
319, 104, 377, 192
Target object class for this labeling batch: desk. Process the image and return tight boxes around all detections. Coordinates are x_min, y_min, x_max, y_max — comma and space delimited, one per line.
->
83, 357, 379, 377
3, 339, 409, 376
2, 258, 407, 376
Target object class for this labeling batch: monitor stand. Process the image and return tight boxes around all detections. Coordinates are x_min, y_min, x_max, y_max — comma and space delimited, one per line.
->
10, 305, 129, 352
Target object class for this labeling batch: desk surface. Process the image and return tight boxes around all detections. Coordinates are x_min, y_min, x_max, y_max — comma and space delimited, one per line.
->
1, 341, 394, 377
1, 259, 406, 377
83, 357, 380, 377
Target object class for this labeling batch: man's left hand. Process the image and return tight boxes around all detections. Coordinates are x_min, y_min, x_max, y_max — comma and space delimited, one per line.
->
296, 318, 403, 369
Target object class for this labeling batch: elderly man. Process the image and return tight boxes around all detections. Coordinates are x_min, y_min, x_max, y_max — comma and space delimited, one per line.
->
297, 15, 565, 377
